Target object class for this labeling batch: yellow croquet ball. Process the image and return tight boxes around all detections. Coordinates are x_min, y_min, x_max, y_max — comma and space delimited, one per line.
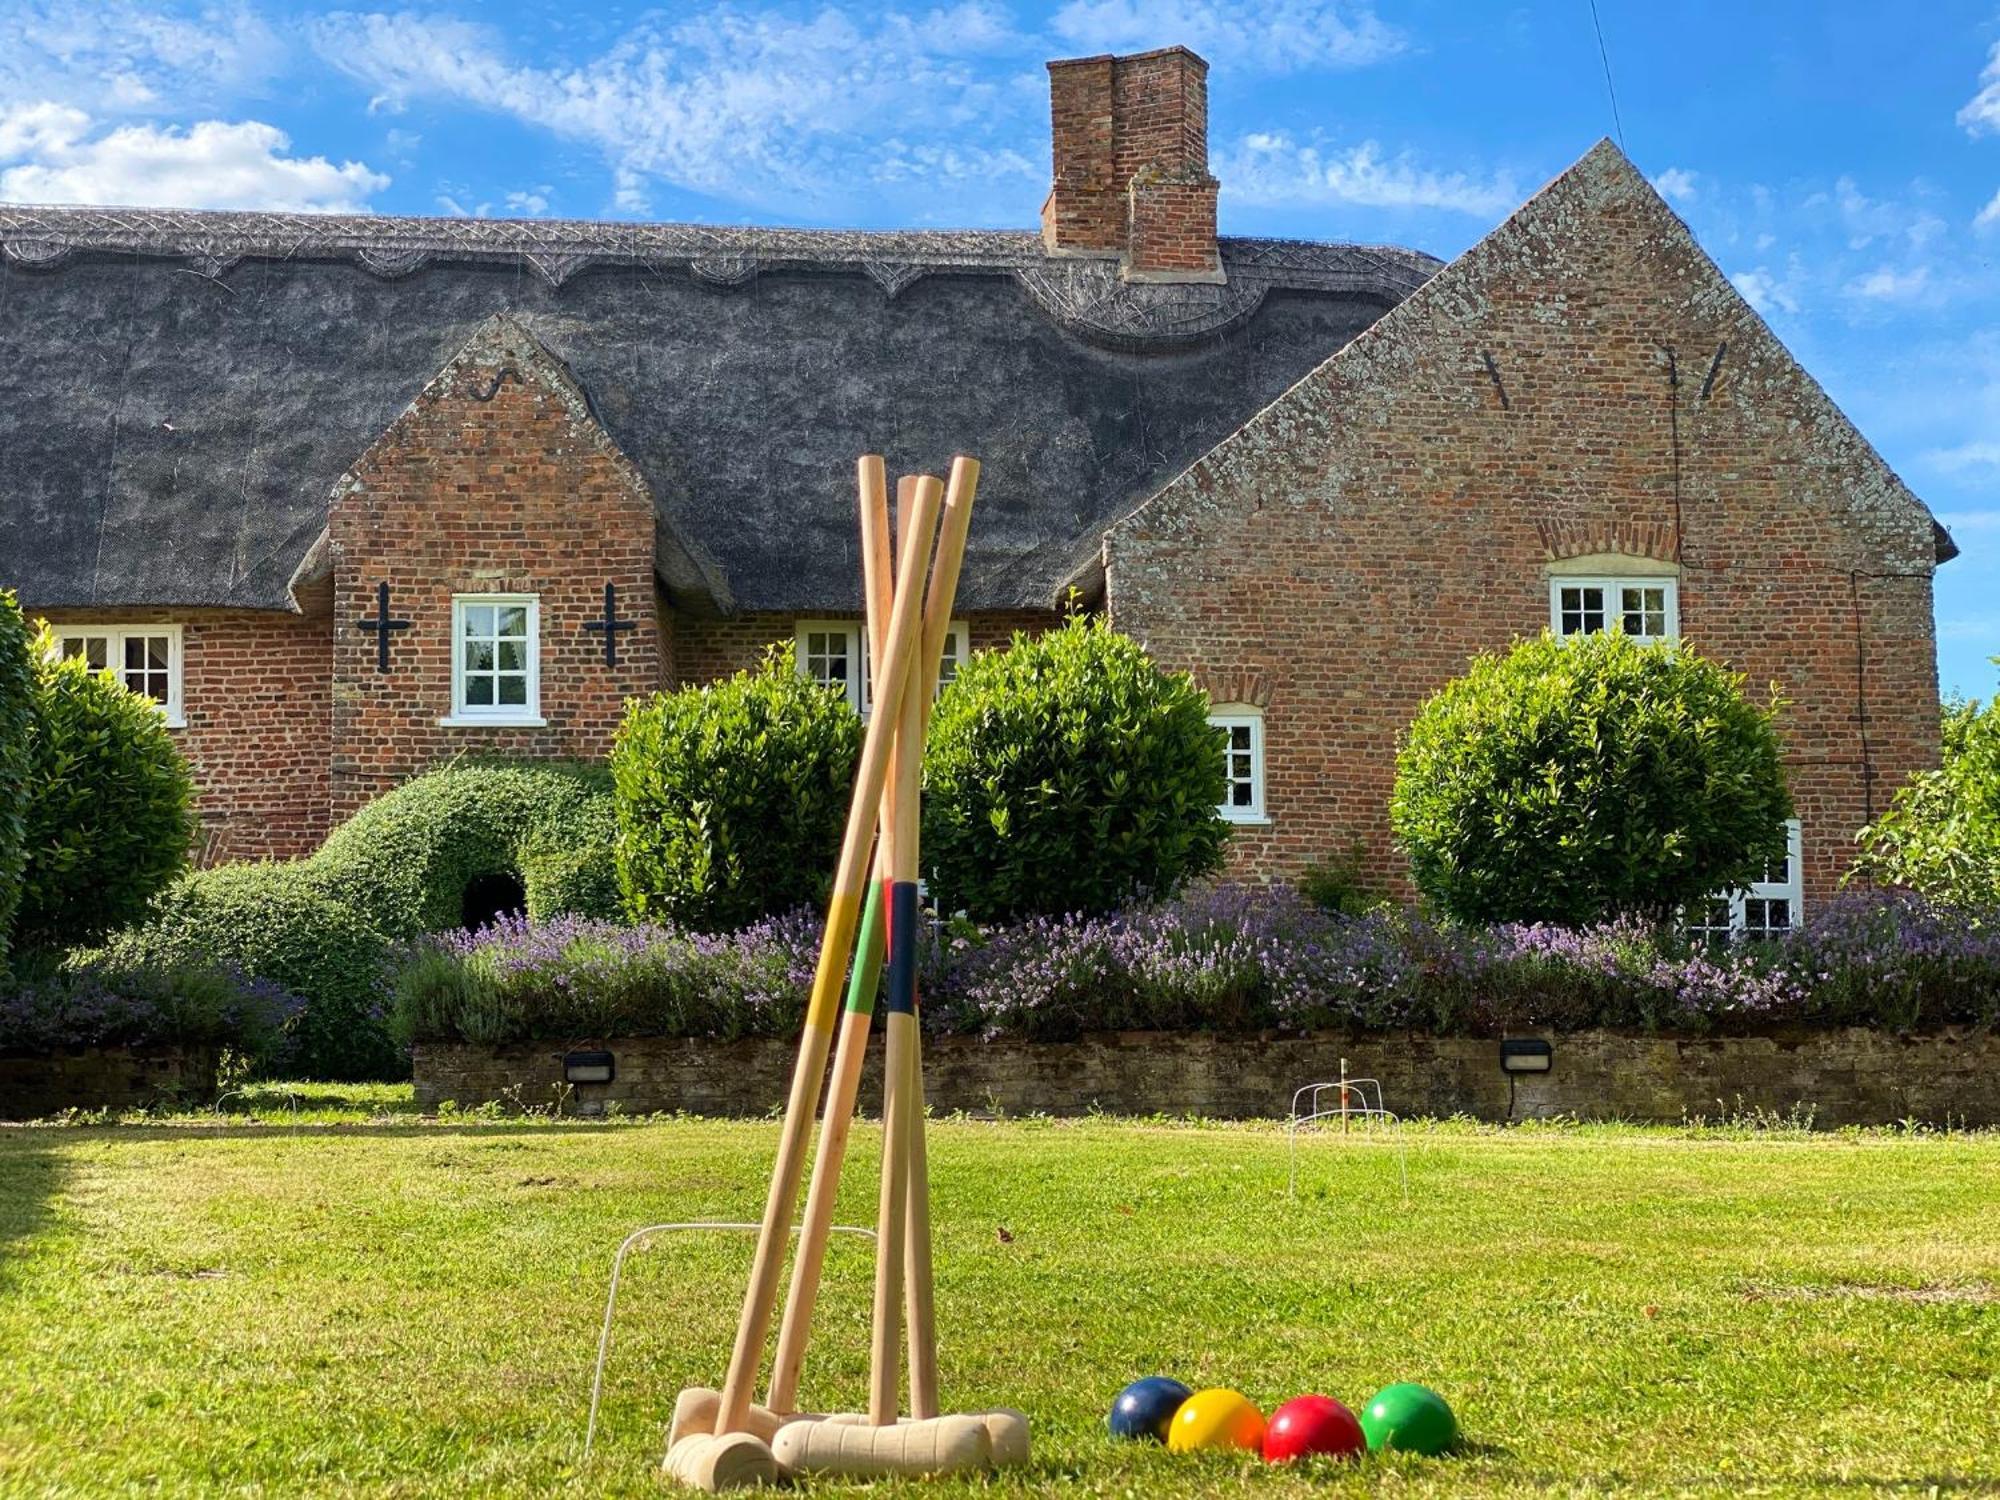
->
1166, 1388, 1266, 1454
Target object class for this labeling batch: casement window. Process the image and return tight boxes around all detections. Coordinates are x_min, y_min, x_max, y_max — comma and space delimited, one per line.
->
1209, 706, 1266, 824
1548, 577, 1680, 642
795, 620, 969, 714
52, 625, 184, 727
445, 595, 542, 726
1692, 819, 1804, 941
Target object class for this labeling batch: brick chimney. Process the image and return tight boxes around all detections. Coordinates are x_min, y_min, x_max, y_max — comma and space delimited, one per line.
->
1041, 45, 1223, 284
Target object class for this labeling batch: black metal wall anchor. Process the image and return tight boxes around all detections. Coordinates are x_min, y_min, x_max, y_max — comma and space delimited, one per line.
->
356, 581, 412, 673
582, 581, 638, 668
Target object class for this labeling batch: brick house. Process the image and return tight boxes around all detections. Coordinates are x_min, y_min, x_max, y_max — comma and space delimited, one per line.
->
0, 45, 1953, 929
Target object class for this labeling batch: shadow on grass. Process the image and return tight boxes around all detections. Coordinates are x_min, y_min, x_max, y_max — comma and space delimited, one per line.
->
0, 1131, 68, 1287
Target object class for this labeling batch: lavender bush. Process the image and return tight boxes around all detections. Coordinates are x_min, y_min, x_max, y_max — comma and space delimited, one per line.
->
0, 962, 301, 1058
391, 884, 2000, 1047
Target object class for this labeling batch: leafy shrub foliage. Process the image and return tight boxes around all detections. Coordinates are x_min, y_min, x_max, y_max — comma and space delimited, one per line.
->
1, 959, 298, 1061
94, 864, 396, 1081
1392, 632, 1792, 925
921, 616, 1228, 921
391, 884, 2000, 1047
1855, 680, 2000, 913
310, 761, 620, 936
13, 629, 197, 952
0, 593, 36, 961
612, 644, 862, 931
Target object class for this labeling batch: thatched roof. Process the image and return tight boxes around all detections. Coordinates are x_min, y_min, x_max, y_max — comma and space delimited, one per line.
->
0, 206, 1438, 614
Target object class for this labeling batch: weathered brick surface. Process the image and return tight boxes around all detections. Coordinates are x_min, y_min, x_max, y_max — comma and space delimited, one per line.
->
1105, 142, 1944, 909
412, 1027, 2000, 1127
1042, 46, 1220, 280
326, 315, 662, 820
0, 1045, 219, 1119
31, 605, 332, 862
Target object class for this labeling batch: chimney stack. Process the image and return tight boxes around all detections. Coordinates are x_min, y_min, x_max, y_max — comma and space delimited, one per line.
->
1041, 45, 1222, 284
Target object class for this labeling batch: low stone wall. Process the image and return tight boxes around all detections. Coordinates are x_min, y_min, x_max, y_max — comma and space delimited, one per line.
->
413, 1027, 2000, 1127
0, 1046, 220, 1120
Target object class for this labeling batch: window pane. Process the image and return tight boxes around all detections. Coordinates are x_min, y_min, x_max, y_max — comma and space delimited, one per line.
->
463, 605, 494, 638
124, 636, 147, 670
464, 640, 495, 672
466, 675, 494, 707
495, 639, 525, 673
1559, 586, 1605, 636
145, 637, 169, 671
1230, 782, 1252, 807
497, 606, 528, 637
498, 675, 527, 707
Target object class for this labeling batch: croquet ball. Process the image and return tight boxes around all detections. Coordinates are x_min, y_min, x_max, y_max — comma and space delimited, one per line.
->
1359, 1383, 1457, 1456
1262, 1394, 1365, 1463
1166, 1388, 1266, 1454
1108, 1376, 1192, 1442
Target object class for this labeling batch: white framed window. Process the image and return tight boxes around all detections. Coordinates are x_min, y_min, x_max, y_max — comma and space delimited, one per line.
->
444, 595, 542, 726
796, 619, 970, 715
1692, 819, 1803, 941
1210, 706, 1266, 824
52, 625, 184, 727
1549, 577, 1679, 642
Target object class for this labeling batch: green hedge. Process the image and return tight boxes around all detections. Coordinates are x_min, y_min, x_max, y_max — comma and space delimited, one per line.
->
310, 761, 620, 936
0, 593, 36, 961
15, 629, 197, 953
93, 864, 396, 1081
612, 644, 862, 931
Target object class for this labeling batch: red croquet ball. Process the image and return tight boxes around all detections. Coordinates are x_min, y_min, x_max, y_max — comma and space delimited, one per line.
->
1262, 1394, 1366, 1463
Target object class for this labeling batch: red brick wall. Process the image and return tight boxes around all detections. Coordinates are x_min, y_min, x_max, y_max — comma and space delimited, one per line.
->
1042, 46, 1219, 279
1106, 143, 1944, 913
31, 605, 332, 863
326, 315, 662, 820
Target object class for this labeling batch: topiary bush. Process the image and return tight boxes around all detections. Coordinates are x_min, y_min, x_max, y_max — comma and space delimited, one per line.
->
91, 863, 396, 1080
1854, 673, 2000, 914
1391, 630, 1793, 926
921, 615, 1228, 921
309, 761, 620, 937
612, 643, 862, 931
0, 593, 36, 961
13, 627, 197, 953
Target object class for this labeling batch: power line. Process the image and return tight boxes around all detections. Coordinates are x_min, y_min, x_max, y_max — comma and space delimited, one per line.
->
1587, 0, 1627, 152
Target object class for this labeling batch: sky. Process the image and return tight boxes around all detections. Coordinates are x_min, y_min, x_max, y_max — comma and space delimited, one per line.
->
1, 0, 1997, 699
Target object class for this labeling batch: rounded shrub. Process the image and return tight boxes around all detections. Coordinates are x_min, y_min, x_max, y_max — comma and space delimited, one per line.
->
94, 863, 396, 1081
612, 643, 862, 931
308, 761, 620, 937
13, 627, 197, 952
1855, 683, 2000, 912
0, 593, 35, 960
921, 615, 1228, 921
1391, 630, 1793, 926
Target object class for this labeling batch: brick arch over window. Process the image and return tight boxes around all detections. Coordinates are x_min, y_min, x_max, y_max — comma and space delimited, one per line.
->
1192, 667, 1272, 709
1535, 518, 1681, 566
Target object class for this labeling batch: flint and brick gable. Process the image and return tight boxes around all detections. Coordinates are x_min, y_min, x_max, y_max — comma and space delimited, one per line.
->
1104, 141, 1943, 909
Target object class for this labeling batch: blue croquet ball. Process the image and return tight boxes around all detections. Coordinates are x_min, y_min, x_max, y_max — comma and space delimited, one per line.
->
1109, 1376, 1193, 1442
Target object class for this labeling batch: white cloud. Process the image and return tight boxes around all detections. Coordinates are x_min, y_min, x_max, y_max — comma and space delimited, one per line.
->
1959, 39, 2000, 135
1976, 188, 2000, 230
1730, 265, 1801, 317
0, 103, 387, 212
1049, 0, 1406, 74
1217, 131, 1517, 216
1846, 263, 1931, 301
503, 187, 551, 216
1925, 444, 2000, 475
1652, 166, 1697, 203
307, 6, 1039, 217
0, 2, 284, 115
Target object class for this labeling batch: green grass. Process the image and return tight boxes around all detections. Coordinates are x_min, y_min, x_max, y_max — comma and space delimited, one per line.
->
1, 1089, 1996, 1497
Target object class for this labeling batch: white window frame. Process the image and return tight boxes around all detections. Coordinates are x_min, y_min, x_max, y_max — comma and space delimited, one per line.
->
1693, 819, 1803, 940
442, 594, 543, 727
796, 619, 970, 716
50, 624, 185, 728
1210, 705, 1267, 825
1548, 576, 1680, 642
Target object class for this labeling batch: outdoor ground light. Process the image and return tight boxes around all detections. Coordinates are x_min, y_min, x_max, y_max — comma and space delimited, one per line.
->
563, 1049, 616, 1085
1499, 1038, 1553, 1074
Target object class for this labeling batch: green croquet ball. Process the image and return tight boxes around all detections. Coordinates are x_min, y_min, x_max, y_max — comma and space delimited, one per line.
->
1359, 1383, 1457, 1455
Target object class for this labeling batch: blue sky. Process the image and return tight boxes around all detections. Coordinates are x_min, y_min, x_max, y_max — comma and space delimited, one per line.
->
2, 0, 1996, 698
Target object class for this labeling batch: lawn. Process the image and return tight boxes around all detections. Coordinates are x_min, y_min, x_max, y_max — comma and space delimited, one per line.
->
0, 1091, 1995, 1498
